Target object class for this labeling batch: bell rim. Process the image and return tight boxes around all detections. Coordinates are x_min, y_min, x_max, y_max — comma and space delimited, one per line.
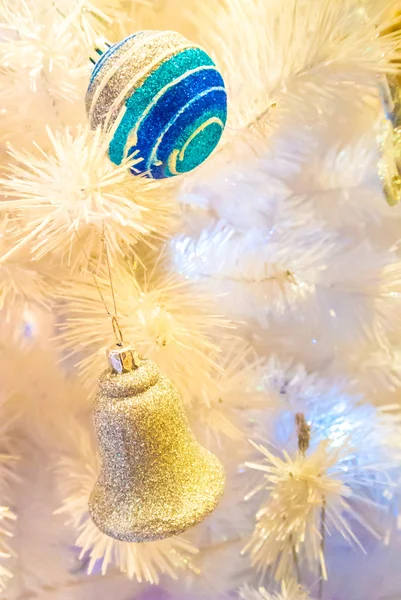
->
88, 455, 226, 543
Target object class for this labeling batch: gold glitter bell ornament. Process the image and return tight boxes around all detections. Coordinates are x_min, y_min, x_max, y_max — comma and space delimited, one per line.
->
89, 343, 226, 542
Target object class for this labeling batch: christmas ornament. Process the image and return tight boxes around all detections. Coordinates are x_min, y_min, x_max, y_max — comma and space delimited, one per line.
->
89, 343, 226, 542
86, 31, 227, 179
378, 76, 401, 206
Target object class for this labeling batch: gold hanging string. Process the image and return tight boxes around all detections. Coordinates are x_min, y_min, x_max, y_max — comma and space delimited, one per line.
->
69, 213, 123, 346
289, 412, 312, 587
102, 226, 118, 322
318, 499, 327, 600
290, 541, 302, 584
295, 413, 326, 600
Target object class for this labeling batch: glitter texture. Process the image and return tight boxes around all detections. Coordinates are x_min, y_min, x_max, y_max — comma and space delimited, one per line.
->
378, 76, 401, 206
86, 30, 227, 179
89, 358, 226, 543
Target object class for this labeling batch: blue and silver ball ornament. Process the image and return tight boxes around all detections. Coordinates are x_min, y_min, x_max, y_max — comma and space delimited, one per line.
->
86, 31, 227, 179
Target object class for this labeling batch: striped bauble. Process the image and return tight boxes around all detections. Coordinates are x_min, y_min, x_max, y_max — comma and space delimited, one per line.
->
86, 31, 227, 179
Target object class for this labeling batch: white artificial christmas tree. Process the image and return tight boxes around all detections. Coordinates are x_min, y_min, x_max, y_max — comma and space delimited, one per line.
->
1, 1, 401, 599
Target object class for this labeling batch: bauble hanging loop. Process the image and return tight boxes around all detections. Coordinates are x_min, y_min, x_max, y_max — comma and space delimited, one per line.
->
86, 31, 227, 179
89, 343, 226, 543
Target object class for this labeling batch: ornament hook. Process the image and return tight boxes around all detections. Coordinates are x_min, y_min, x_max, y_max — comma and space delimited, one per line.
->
111, 316, 124, 347
89, 37, 112, 65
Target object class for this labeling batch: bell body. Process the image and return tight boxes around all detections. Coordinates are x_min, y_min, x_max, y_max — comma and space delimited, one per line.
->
86, 30, 227, 179
89, 357, 225, 542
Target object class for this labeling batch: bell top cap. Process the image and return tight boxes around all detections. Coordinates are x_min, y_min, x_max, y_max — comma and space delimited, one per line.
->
99, 344, 160, 398
107, 343, 142, 374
